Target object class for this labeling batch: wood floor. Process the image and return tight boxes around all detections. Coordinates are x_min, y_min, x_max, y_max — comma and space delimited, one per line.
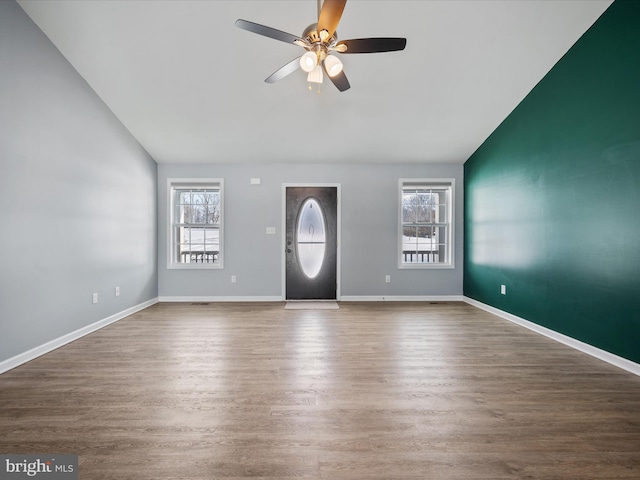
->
1, 302, 640, 479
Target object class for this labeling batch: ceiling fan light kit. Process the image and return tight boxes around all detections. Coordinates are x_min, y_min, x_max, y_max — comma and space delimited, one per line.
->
235, 0, 407, 92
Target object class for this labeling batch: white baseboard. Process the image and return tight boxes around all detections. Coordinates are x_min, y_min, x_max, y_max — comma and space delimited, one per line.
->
159, 295, 465, 303
159, 296, 283, 303
341, 295, 465, 302
463, 296, 640, 377
0, 297, 159, 375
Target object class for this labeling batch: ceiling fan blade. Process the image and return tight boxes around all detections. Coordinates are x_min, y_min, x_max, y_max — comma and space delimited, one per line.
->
336, 38, 407, 54
235, 19, 303, 45
323, 62, 350, 92
265, 57, 302, 84
317, 0, 347, 40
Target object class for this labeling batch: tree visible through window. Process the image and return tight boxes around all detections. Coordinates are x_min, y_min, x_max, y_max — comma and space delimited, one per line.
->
169, 180, 223, 268
400, 180, 453, 267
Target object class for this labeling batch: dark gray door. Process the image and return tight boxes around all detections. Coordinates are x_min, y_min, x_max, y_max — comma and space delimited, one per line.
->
286, 186, 337, 300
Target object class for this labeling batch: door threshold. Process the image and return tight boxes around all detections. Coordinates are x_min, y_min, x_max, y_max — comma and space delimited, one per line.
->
284, 300, 340, 310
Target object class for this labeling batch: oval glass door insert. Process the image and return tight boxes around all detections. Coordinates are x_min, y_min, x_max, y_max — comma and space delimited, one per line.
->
296, 198, 326, 279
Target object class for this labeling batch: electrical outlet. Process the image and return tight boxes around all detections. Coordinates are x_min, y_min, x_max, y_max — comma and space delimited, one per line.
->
385, 275, 391, 283
92, 293, 98, 304
115, 286, 120, 297
231, 275, 237, 283
501, 285, 506, 295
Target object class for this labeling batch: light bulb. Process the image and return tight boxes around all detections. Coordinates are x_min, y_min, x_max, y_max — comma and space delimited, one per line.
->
324, 55, 343, 77
334, 43, 347, 53
299, 51, 317, 73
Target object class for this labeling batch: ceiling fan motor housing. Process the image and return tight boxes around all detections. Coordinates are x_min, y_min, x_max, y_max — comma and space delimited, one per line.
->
302, 23, 339, 64
302, 23, 337, 47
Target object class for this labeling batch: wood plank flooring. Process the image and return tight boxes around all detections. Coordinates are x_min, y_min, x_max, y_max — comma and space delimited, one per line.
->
1, 301, 640, 479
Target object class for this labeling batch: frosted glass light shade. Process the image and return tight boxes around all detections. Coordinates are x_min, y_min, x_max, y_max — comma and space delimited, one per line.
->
299, 51, 317, 73
324, 55, 343, 77
307, 65, 323, 84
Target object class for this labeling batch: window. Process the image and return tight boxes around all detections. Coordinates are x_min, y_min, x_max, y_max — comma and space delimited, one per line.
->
399, 179, 454, 268
168, 179, 223, 268
297, 197, 326, 279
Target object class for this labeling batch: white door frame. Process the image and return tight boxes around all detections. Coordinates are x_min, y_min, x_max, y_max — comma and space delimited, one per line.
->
281, 183, 341, 301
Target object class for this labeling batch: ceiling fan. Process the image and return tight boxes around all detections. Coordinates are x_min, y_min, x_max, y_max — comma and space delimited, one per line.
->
235, 0, 407, 92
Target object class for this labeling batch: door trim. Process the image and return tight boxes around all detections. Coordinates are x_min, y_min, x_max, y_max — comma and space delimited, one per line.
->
281, 183, 341, 301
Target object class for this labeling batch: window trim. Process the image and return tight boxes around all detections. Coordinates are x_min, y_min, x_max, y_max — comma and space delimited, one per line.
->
167, 178, 224, 269
398, 178, 455, 269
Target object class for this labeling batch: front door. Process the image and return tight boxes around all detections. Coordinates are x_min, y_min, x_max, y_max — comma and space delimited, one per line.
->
285, 186, 337, 300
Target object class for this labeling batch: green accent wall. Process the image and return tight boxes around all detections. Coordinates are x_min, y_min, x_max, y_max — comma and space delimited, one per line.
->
464, 0, 640, 363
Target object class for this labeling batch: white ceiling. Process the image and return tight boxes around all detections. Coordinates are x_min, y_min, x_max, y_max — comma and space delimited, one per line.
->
18, 0, 612, 165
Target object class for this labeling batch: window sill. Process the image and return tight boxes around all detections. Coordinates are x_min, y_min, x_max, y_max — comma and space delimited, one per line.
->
167, 263, 223, 270
398, 263, 455, 270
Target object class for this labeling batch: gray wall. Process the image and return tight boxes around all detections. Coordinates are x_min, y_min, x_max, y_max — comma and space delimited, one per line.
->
0, 1, 158, 363
158, 163, 463, 299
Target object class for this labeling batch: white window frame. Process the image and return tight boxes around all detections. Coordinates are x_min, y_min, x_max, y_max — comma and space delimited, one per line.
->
398, 178, 454, 269
167, 178, 224, 269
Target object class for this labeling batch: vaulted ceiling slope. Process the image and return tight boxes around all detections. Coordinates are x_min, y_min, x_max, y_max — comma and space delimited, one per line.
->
17, 0, 612, 165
